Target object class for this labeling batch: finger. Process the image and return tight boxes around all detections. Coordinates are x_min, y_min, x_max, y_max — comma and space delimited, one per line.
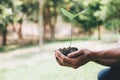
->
55, 51, 64, 66
55, 50, 66, 64
55, 50, 74, 67
56, 57, 72, 67
55, 50, 65, 60
55, 51, 62, 65
67, 50, 83, 58
55, 57, 64, 66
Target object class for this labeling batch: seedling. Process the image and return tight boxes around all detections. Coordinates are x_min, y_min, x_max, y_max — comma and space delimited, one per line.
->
58, 8, 87, 56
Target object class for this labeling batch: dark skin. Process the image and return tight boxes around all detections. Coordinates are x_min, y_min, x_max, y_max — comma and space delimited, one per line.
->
55, 46, 120, 69
55, 49, 91, 69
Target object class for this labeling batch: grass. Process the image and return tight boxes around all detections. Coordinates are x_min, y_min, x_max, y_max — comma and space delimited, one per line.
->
0, 62, 108, 80
0, 58, 106, 80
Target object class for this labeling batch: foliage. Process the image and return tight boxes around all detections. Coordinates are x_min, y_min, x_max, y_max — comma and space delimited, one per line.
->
101, 0, 120, 31
81, 0, 102, 31
0, 0, 13, 31
105, 19, 120, 30
20, 0, 39, 22
60, 0, 103, 33
0, 0, 40, 46
0, 0, 39, 26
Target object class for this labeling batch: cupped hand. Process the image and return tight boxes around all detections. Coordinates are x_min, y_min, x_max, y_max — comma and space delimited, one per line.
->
55, 49, 92, 69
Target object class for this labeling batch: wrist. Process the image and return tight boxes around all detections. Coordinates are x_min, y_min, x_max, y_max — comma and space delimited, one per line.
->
90, 50, 105, 61
82, 49, 94, 61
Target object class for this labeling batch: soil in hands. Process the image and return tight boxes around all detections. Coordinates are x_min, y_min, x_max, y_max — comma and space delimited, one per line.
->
58, 47, 78, 56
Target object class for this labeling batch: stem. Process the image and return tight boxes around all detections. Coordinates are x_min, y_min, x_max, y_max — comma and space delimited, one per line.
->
69, 20, 73, 47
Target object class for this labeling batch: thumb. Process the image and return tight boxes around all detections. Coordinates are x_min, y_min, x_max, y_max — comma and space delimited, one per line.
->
67, 50, 83, 58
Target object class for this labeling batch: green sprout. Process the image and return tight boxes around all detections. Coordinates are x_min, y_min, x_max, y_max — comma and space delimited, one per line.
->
61, 8, 87, 47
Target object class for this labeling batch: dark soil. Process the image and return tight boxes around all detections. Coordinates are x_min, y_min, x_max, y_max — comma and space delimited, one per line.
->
58, 47, 78, 56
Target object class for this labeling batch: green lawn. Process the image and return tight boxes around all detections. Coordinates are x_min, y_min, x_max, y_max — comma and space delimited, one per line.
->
0, 58, 105, 80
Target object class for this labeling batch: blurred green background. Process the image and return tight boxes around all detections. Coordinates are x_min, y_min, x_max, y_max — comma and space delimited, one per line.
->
0, 0, 120, 80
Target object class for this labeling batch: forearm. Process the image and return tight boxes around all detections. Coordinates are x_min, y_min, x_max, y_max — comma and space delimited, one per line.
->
90, 46, 120, 59
93, 59, 120, 67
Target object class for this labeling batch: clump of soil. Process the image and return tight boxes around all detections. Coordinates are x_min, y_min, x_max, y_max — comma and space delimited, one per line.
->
58, 47, 78, 56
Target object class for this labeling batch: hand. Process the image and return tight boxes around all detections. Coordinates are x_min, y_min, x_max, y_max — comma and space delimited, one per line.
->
55, 49, 92, 69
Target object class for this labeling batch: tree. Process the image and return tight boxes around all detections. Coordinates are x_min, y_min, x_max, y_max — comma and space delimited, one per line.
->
0, 0, 40, 46
16, 0, 39, 39
0, 0, 13, 46
82, 0, 103, 39
37, 0, 44, 49
100, 0, 120, 33
60, 0, 103, 39
43, 0, 63, 41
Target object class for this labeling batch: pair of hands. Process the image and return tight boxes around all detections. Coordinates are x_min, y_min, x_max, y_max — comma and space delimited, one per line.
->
55, 49, 92, 69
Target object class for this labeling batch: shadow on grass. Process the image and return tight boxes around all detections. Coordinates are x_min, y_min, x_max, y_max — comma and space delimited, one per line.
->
0, 44, 38, 53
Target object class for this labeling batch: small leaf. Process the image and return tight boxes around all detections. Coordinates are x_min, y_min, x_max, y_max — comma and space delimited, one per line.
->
72, 9, 88, 19
61, 8, 74, 20
61, 8, 88, 20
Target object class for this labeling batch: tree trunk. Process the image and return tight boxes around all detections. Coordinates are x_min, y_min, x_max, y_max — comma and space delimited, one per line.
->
47, 4, 52, 40
88, 28, 92, 37
98, 25, 101, 40
118, 27, 120, 34
50, 2, 57, 41
38, 0, 44, 48
43, 3, 49, 42
50, 25, 55, 41
2, 27, 7, 46
43, 23, 47, 41
43, 1, 58, 41
18, 22, 22, 39
12, 23, 16, 32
